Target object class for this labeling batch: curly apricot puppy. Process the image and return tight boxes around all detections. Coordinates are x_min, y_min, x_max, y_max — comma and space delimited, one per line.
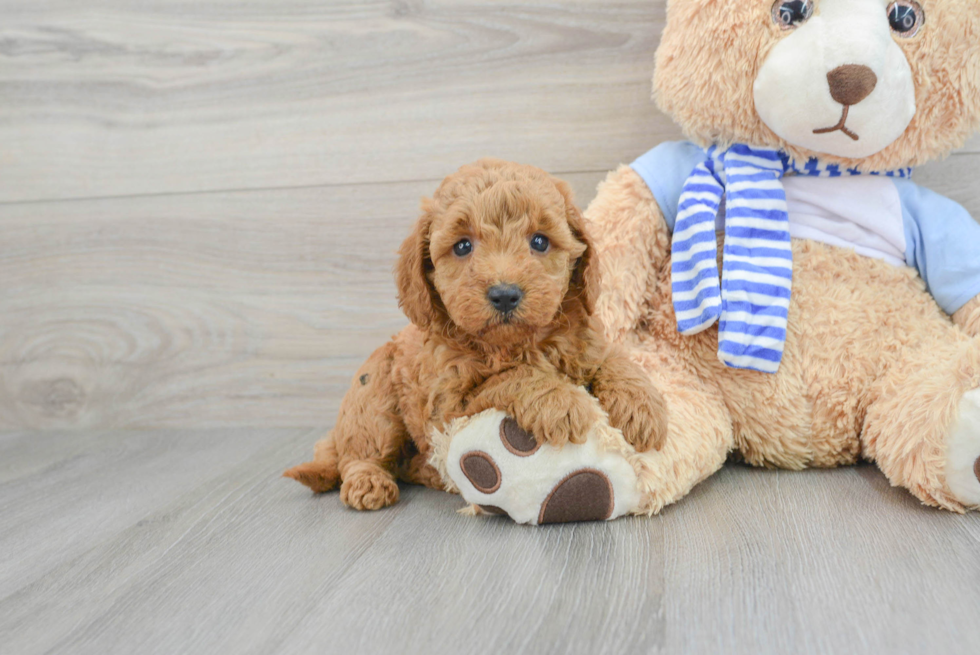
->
284, 159, 667, 510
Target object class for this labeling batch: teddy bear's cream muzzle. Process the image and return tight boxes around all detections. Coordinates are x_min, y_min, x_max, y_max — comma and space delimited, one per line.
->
754, 0, 917, 159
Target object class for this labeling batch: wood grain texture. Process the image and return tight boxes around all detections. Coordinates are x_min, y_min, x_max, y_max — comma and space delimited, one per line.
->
0, 172, 603, 430
4, 0, 974, 204
2, 0, 979, 430
0, 0, 673, 202
0, 426, 324, 594
662, 466, 980, 654
2, 429, 979, 655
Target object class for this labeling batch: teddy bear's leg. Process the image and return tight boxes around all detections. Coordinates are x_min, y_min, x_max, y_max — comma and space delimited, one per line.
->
442, 408, 644, 525
945, 388, 980, 507
953, 295, 980, 337
625, 342, 736, 514
437, 342, 736, 523
861, 337, 980, 511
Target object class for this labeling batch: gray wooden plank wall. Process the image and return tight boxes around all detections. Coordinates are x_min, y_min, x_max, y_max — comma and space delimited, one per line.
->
2, 0, 978, 430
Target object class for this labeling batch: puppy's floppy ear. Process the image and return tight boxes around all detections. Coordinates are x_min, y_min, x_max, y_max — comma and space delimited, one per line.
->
554, 179, 601, 315
395, 200, 446, 329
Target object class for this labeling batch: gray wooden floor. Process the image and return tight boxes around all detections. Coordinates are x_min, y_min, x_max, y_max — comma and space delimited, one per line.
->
3, 1, 980, 653
3, 428, 980, 654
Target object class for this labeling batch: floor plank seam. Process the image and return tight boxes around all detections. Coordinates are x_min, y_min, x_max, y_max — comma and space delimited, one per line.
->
0, 169, 617, 208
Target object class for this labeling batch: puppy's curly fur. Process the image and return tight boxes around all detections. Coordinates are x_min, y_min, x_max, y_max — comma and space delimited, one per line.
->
285, 159, 667, 510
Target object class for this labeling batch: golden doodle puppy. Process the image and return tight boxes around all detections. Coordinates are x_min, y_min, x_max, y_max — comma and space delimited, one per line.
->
285, 159, 667, 510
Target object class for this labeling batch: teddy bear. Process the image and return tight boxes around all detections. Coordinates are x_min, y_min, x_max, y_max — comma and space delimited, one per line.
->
431, 0, 980, 523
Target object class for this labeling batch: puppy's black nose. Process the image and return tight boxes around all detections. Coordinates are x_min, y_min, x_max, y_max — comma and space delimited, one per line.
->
488, 284, 523, 314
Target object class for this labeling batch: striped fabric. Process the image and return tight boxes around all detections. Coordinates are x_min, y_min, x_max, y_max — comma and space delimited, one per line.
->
670, 144, 911, 374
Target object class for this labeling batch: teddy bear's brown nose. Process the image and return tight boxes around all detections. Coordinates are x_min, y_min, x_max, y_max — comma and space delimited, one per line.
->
826, 64, 878, 106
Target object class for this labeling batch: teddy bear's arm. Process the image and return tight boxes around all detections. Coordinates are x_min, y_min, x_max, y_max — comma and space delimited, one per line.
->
583, 165, 671, 343
953, 295, 980, 337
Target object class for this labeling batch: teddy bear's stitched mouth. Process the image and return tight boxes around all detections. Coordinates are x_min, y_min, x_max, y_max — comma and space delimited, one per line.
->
813, 105, 860, 141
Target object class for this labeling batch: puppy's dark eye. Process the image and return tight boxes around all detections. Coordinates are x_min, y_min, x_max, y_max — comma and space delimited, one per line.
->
771, 0, 813, 30
888, 1, 924, 37
453, 239, 473, 257
530, 234, 550, 253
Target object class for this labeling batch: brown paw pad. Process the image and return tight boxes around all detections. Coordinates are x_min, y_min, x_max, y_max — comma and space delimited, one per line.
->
538, 469, 614, 525
460, 451, 501, 493
479, 505, 510, 517
500, 417, 540, 456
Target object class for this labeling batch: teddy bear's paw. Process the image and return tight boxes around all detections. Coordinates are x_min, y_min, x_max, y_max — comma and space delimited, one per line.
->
945, 388, 980, 509
446, 410, 640, 525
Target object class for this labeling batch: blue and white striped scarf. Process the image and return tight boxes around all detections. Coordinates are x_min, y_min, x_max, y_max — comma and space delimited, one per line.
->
671, 144, 911, 374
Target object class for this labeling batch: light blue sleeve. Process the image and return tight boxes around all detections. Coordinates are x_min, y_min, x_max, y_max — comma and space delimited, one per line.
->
630, 141, 706, 233
895, 178, 980, 315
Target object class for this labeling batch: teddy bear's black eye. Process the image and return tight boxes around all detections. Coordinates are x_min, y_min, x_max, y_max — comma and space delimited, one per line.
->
530, 234, 550, 253
888, 1, 924, 37
771, 0, 813, 30
453, 239, 473, 257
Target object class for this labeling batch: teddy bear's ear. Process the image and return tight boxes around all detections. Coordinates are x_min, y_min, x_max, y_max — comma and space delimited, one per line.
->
553, 179, 600, 315
395, 200, 449, 330
950, 12, 980, 142
872, 3, 980, 167
652, 0, 775, 149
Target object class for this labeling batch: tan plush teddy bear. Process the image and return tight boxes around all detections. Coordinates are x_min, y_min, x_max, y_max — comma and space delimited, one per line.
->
435, 0, 980, 523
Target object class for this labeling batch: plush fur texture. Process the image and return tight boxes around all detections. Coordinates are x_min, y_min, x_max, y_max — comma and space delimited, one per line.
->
584, 164, 980, 513
653, 0, 980, 171
953, 295, 980, 335
284, 160, 667, 510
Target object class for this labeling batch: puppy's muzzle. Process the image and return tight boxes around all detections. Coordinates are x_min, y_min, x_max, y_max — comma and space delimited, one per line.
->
487, 284, 524, 314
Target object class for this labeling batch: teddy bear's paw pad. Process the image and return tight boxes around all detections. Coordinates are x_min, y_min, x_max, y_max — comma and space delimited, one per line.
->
479, 504, 509, 516
538, 469, 614, 524
945, 387, 980, 508
446, 409, 640, 525
500, 417, 540, 456
460, 452, 501, 493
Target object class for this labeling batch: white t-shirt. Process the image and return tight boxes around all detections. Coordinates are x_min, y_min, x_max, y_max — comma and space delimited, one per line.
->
632, 141, 980, 314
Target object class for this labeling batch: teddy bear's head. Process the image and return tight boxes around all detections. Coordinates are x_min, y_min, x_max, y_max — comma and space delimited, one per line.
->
653, 0, 980, 170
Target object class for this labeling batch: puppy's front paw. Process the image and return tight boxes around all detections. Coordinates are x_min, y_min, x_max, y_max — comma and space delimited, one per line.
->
597, 380, 668, 452
340, 465, 399, 510
528, 386, 599, 448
